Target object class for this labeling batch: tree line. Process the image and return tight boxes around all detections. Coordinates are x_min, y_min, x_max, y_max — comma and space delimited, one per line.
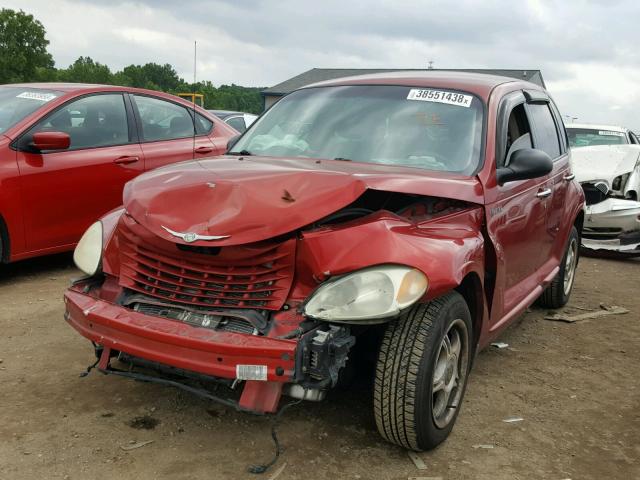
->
0, 8, 265, 113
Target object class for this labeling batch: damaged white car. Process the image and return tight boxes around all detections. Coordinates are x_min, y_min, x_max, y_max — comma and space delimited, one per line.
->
567, 124, 640, 255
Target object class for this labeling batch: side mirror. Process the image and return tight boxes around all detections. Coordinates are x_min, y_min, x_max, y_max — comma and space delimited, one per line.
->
496, 148, 553, 185
226, 134, 240, 152
31, 131, 71, 151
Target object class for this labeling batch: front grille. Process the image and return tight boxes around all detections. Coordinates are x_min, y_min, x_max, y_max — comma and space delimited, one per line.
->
117, 222, 295, 310
131, 302, 258, 335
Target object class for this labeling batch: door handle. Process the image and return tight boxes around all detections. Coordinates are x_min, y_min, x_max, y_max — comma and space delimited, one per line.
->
563, 173, 575, 181
114, 155, 139, 165
195, 146, 214, 154
536, 188, 552, 198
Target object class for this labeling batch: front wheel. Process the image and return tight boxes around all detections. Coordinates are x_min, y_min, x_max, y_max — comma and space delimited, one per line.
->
374, 291, 472, 451
539, 226, 579, 308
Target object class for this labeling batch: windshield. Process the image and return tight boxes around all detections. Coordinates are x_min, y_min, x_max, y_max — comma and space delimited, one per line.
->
567, 128, 628, 147
0, 86, 61, 134
230, 85, 484, 175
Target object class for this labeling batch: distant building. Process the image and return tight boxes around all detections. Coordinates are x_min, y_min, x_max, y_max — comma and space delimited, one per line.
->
261, 68, 545, 110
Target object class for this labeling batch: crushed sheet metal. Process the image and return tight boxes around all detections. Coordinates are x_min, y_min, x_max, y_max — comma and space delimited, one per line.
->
407, 451, 428, 470
472, 444, 495, 449
545, 304, 629, 323
491, 342, 509, 349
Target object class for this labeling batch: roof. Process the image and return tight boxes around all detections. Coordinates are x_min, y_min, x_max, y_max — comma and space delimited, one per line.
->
566, 123, 629, 133
303, 70, 536, 101
4, 82, 208, 110
262, 68, 545, 96
5, 82, 113, 92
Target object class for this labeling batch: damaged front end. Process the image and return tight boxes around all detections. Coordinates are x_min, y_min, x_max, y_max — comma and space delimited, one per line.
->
65, 169, 484, 414
580, 180, 640, 255
575, 146, 640, 255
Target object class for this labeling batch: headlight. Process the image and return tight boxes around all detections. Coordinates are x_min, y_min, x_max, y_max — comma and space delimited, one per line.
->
73, 221, 103, 276
612, 173, 630, 191
304, 265, 428, 323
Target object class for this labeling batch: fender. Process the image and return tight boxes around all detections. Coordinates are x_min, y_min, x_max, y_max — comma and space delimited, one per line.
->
294, 206, 486, 303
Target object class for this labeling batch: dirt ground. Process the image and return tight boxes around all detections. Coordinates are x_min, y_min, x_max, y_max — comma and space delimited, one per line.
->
0, 253, 638, 480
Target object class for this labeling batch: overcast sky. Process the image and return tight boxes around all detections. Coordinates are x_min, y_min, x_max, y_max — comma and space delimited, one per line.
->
9, 0, 640, 128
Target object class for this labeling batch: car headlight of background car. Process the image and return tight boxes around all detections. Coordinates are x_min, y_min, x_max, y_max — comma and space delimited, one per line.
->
73, 221, 103, 276
612, 172, 630, 191
304, 265, 428, 323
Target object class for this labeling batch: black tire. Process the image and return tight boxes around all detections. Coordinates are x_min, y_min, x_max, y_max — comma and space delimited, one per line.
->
539, 226, 579, 308
374, 291, 472, 451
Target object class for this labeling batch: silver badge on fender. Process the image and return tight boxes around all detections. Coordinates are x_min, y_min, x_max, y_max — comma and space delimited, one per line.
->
161, 226, 230, 243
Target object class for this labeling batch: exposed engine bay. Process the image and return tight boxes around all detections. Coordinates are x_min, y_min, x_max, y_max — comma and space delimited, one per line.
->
310, 189, 469, 227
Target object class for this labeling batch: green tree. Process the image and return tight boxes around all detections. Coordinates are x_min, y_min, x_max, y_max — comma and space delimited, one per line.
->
119, 63, 181, 91
58, 56, 113, 84
0, 9, 54, 83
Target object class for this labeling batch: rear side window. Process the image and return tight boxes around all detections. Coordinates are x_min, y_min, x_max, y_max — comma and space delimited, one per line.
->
527, 103, 561, 159
226, 116, 246, 132
29, 93, 129, 149
195, 114, 213, 134
133, 95, 194, 142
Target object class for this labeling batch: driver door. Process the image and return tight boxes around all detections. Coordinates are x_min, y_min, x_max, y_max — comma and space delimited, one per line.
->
485, 92, 553, 328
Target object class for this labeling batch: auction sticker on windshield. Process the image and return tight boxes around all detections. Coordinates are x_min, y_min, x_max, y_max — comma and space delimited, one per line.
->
16, 91, 57, 102
598, 130, 625, 137
407, 89, 472, 107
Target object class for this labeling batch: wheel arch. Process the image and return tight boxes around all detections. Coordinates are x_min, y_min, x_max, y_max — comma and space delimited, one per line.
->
573, 208, 584, 265
0, 212, 9, 263
574, 209, 584, 236
454, 271, 484, 354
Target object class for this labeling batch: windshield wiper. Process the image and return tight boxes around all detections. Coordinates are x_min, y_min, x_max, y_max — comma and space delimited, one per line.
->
228, 150, 253, 156
333, 157, 351, 161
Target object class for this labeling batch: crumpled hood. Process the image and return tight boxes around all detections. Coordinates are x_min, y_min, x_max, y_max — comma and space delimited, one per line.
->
572, 145, 640, 184
123, 156, 483, 246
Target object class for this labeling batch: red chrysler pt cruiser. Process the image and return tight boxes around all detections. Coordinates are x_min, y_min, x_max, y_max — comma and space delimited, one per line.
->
65, 72, 584, 451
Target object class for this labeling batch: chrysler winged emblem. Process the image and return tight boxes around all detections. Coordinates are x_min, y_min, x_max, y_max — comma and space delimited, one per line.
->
161, 226, 230, 243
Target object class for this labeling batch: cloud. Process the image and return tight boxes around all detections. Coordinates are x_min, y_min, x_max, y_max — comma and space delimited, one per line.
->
7, 0, 640, 128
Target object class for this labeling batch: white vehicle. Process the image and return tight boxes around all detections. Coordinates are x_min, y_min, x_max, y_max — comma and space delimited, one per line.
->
567, 124, 640, 255
208, 110, 258, 133
567, 123, 640, 147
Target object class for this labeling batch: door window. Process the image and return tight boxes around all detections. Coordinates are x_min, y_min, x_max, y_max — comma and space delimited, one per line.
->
504, 103, 532, 166
133, 95, 195, 142
527, 103, 561, 159
29, 94, 130, 149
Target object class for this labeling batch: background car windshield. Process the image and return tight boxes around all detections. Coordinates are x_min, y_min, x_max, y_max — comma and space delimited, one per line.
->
0, 86, 60, 134
567, 128, 628, 147
230, 85, 484, 175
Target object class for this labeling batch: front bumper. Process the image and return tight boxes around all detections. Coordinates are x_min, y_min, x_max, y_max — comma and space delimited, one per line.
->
64, 288, 298, 412
582, 198, 640, 254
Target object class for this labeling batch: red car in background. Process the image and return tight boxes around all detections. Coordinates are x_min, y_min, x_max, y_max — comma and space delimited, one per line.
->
0, 83, 237, 264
